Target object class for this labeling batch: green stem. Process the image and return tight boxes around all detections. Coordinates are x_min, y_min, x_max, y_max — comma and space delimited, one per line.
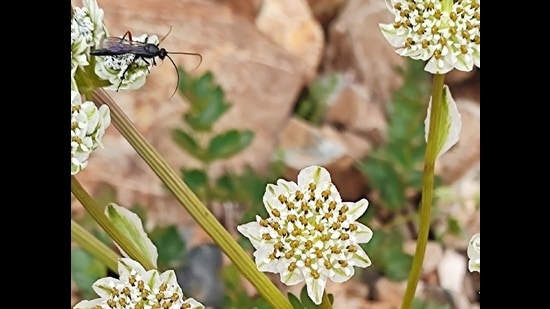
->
92, 88, 293, 309
400, 73, 445, 309
319, 290, 332, 309
71, 219, 120, 273
71, 176, 156, 270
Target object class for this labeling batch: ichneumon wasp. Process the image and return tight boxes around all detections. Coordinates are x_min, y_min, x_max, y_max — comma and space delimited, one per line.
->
90, 26, 202, 99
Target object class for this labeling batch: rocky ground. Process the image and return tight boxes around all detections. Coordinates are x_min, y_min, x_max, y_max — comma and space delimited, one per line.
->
71, 0, 480, 308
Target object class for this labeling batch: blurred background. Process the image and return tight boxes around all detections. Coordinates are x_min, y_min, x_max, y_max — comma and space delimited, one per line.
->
71, 0, 480, 308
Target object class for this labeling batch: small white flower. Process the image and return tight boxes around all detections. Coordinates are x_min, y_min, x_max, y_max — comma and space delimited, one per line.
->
71, 0, 108, 84
71, 0, 107, 50
94, 34, 159, 91
73, 258, 205, 309
238, 166, 373, 305
71, 91, 111, 175
467, 233, 480, 273
379, 0, 480, 74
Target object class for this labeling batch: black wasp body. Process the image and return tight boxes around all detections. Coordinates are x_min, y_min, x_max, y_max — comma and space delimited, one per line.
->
90, 28, 202, 98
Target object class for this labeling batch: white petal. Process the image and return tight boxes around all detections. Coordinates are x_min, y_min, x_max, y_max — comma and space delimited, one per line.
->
72, 298, 105, 309
91, 277, 119, 298
183, 298, 206, 309
305, 275, 327, 305
346, 199, 369, 221
298, 165, 331, 187
424, 85, 462, 158
280, 268, 304, 286
350, 247, 372, 268
353, 222, 373, 243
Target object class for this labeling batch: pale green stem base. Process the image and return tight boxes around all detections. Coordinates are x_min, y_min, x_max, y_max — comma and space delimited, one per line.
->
71, 219, 120, 273
400, 74, 445, 309
92, 88, 292, 309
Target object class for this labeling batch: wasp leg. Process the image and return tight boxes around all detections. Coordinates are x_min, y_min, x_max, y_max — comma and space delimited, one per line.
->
120, 31, 134, 43
137, 57, 153, 74
117, 56, 139, 91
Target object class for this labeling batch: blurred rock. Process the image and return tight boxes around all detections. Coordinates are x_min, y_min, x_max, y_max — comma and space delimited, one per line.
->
375, 277, 422, 308
177, 244, 224, 308
403, 241, 444, 276
328, 278, 370, 308
307, 0, 347, 27
325, 82, 387, 145
437, 249, 467, 294
256, 0, 324, 82
219, 0, 260, 21
323, 0, 406, 105
446, 68, 477, 85
436, 99, 480, 184
278, 117, 370, 200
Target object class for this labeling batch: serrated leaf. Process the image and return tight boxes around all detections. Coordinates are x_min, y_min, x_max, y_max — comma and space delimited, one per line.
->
71, 248, 107, 299
425, 85, 461, 158
105, 203, 158, 268
171, 129, 206, 160
207, 130, 254, 160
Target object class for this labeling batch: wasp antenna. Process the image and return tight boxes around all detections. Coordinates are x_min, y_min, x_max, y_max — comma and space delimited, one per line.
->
168, 51, 203, 71
159, 25, 173, 44
165, 54, 180, 100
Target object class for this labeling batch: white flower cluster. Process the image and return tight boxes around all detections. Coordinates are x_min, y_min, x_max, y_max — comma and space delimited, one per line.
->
73, 258, 205, 309
71, 91, 111, 175
71, 0, 107, 80
238, 166, 373, 305
467, 233, 480, 273
380, 0, 480, 74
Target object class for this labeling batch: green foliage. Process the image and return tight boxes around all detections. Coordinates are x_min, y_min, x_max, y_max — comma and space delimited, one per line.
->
173, 68, 283, 209
295, 73, 344, 125
356, 59, 432, 211
177, 69, 231, 131
412, 297, 451, 309
361, 230, 413, 281
71, 248, 107, 299
148, 225, 187, 270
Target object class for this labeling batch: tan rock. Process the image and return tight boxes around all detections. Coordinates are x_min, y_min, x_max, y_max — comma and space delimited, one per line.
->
403, 240, 444, 275
307, 0, 347, 26
75, 0, 310, 223
325, 83, 388, 144
277, 117, 370, 200
324, 0, 406, 105
256, 0, 325, 82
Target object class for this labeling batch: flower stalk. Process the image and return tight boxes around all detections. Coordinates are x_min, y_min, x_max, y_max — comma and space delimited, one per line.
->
400, 73, 445, 309
92, 88, 293, 309
71, 219, 120, 272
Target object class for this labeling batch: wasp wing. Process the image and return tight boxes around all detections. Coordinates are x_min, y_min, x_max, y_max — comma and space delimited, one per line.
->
91, 37, 147, 56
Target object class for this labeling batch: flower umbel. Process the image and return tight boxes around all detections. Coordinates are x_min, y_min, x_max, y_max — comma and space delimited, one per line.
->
73, 258, 205, 309
238, 166, 373, 305
467, 233, 480, 273
94, 34, 159, 91
379, 0, 480, 74
71, 91, 111, 175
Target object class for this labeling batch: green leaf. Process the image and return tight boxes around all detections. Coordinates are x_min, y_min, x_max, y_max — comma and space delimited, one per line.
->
105, 203, 158, 268
149, 225, 186, 270
288, 293, 305, 309
207, 130, 254, 160
171, 129, 206, 161
424, 85, 461, 158
299, 285, 317, 309
362, 230, 413, 281
71, 248, 107, 299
